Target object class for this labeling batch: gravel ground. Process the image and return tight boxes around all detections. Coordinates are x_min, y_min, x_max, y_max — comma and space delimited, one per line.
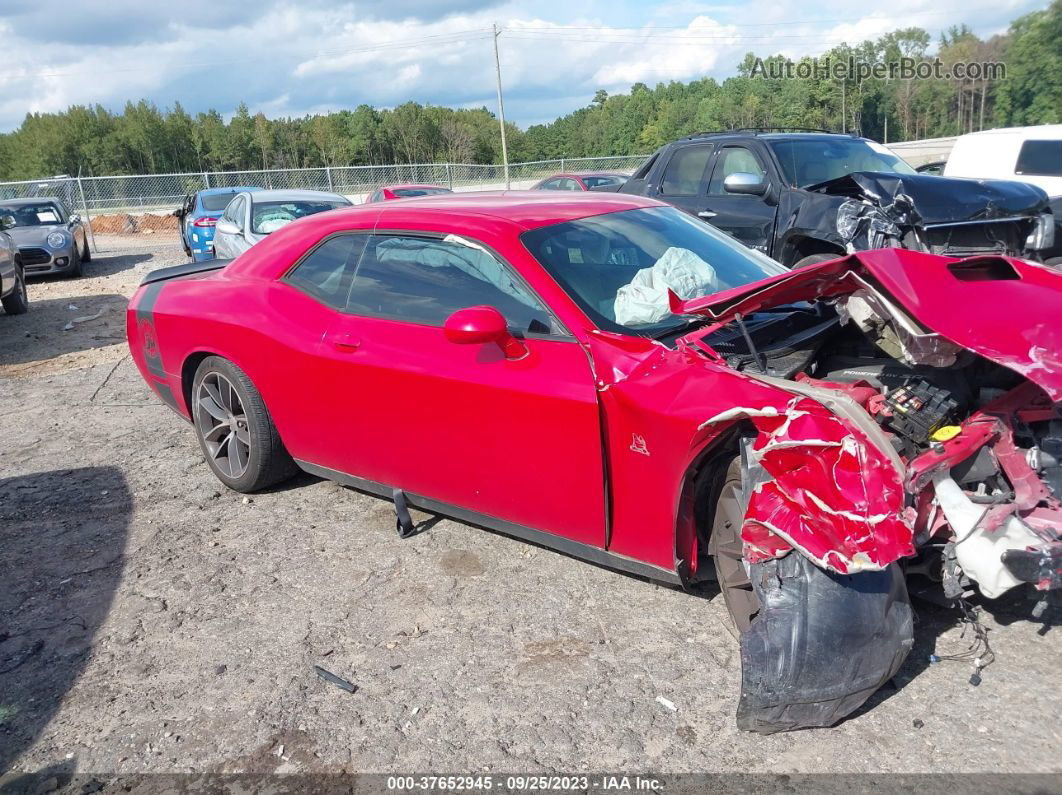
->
1, 235, 1060, 785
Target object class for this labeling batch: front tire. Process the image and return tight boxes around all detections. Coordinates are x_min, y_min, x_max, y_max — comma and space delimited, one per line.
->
66, 245, 83, 278
2, 261, 29, 315
708, 457, 760, 633
792, 252, 840, 269
191, 356, 298, 492
81, 232, 92, 262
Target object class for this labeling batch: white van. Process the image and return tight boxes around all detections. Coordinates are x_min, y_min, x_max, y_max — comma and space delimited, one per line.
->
945, 125, 1062, 197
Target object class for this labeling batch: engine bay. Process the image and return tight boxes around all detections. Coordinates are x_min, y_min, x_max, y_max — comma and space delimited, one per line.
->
695, 299, 1062, 604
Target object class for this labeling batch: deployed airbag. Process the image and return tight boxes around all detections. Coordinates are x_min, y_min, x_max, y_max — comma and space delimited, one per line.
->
737, 553, 913, 733
614, 247, 718, 325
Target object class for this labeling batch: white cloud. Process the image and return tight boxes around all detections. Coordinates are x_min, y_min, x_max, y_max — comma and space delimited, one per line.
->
0, 0, 1046, 131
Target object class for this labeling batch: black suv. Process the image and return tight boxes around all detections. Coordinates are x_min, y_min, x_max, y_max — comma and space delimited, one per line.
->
616, 130, 1055, 267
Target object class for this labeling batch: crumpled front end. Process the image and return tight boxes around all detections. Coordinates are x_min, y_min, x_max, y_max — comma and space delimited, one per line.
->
738, 554, 912, 733
664, 248, 1062, 732
810, 171, 1052, 258
703, 394, 913, 574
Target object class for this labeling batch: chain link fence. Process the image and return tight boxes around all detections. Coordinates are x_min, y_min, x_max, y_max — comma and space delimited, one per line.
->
0, 155, 648, 252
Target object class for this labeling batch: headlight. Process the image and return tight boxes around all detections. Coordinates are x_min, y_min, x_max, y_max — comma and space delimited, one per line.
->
1025, 213, 1056, 250
46, 231, 67, 249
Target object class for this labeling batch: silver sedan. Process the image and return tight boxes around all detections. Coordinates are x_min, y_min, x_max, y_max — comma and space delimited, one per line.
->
212, 189, 352, 259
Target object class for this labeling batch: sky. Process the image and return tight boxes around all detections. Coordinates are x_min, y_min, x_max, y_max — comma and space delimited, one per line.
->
0, 0, 1047, 132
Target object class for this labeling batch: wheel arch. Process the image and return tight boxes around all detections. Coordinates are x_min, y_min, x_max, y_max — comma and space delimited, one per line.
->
674, 422, 751, 585
778, 233, 845, 267
180, 350, 223, 417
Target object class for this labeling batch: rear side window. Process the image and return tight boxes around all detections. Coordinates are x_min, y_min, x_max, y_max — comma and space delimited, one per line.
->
660, 145, 713, 195
285, 234, 368, 309
345, 234, 557, 335
1015, 140, 1062, 177
200, 192, 238, 212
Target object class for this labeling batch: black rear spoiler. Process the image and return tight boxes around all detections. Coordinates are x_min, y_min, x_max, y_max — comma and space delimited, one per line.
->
140, 258, 233, 286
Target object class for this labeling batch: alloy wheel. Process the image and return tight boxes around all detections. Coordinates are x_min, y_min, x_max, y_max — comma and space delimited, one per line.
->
195, 372, 251, 479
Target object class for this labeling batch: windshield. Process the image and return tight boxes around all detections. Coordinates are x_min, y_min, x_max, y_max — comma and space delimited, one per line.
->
392, 187, 452, 198
200, 192, 242, 211
582, 175, 626, 189
520, 206, 786, 336
251, 200, 348, 234
770, 138, 916, 187
0, 202, 62, 227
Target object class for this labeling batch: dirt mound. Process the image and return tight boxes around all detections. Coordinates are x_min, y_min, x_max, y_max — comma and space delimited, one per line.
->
89, 213, 179, 236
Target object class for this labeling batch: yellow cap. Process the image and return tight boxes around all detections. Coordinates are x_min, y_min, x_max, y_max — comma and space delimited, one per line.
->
931, 425, 962, 442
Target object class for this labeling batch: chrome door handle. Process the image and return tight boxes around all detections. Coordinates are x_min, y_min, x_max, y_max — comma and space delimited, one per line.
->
697, 210, 717, 219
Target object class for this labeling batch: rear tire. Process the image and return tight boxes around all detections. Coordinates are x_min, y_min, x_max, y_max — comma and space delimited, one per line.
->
191, 356, 298, 493
793, 252, 840, 269
2, 261, 29, 315
707, 457, 760, 633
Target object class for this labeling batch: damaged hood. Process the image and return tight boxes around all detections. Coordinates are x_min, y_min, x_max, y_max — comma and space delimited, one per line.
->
807, 171, 1049, 224
672, 248, 1062, 401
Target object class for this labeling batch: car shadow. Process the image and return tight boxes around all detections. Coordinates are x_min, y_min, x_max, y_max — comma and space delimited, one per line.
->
0, 467, 131, 774
26, 252, 152, 282
0, 294, 128, 371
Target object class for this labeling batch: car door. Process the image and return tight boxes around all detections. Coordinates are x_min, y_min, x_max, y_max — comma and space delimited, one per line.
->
701, 145, 778, 255
286, 230, 607, 547
653, 143, 716, 219
234, 198, 255, 255
214, 196, 243, 258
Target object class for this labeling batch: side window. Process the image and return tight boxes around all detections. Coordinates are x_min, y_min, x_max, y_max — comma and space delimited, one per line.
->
346, 235, 558, 335
708, 147, 766, 195
660, 145, 714, 195
539, 179, 561, 190
1016, 140, 1062, 177
229, 197, 246, 226
284, 234, 368, 309
561, 179, 582, 191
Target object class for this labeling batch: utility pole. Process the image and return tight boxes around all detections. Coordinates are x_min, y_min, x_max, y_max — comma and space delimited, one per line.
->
841, 81, 846, 134
492, 23, 510, 189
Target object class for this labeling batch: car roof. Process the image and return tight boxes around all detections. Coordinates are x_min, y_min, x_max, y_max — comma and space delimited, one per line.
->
247, 189, 350, 203
343, 190, 662, 229
0, 197, 62, 206
199, 186, 259, 196
380, 184, 450, 190
673, 131, 859, 144
544, 172, 627, 179
957, 124, 1062, 139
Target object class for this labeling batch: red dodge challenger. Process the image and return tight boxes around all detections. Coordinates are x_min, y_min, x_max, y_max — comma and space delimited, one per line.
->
128, 192, 1062, 732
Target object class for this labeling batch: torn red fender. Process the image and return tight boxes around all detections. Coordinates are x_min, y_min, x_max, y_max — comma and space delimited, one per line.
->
703, 396, 915, 573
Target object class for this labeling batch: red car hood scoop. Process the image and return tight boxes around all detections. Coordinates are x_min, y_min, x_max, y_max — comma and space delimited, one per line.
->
671, 249, 1062, 401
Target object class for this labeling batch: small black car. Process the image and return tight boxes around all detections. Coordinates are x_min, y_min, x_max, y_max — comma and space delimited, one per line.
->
615, 130, 1055, 267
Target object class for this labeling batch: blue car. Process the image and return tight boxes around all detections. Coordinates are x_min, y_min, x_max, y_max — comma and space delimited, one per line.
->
175, 187, 260, 261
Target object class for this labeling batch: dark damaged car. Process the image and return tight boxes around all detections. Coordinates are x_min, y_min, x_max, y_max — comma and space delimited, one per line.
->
126, 192, 1062, 733
615, 131, 1056, 267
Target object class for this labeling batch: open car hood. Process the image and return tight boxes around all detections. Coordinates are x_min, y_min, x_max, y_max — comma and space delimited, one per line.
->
671, 249, 1062, 401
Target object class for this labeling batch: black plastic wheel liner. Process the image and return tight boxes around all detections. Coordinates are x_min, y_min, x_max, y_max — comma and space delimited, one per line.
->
737, 553, 914, 733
